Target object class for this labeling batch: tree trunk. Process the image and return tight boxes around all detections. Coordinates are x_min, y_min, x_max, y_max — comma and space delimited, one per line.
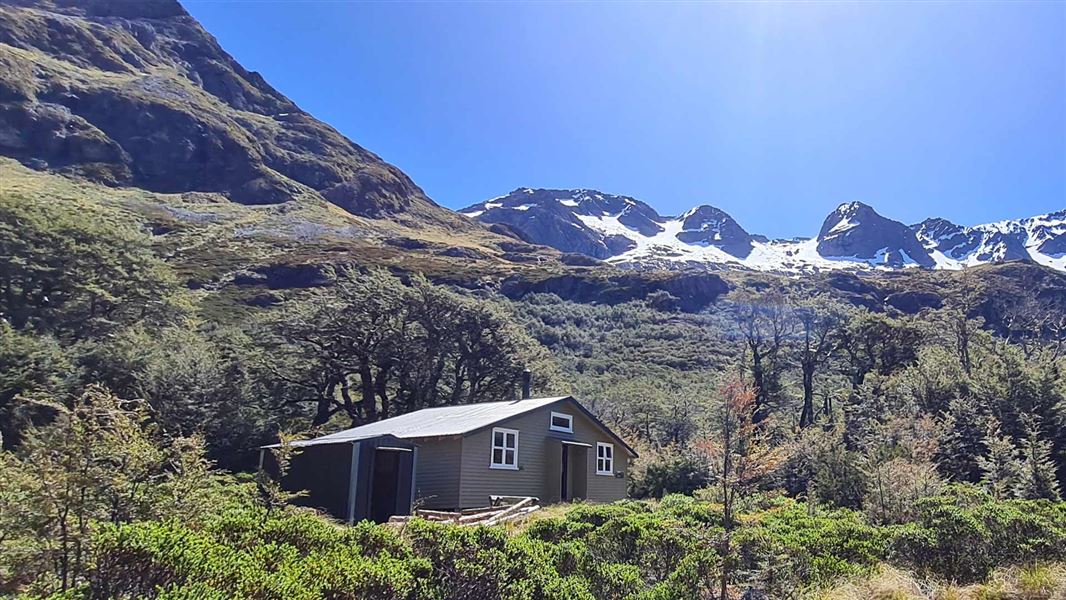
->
719, 531, 730, 600
340, 378, 358, 425
720, 486, 732, 600
359, 360, 377, 422
750, 347, 769, 423
374, 361, 392, 419
313, 381, 335, 426
800, 360, 815, 427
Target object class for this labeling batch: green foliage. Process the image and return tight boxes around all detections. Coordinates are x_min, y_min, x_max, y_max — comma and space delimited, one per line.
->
0, 323, 74, 448
937, 396, 990, 483
777, 422, 867, 509
81, 323, 286, 465
837, 310, 924, 389
0, 386, 250, 596
979, 419, 1023, 500
518, 498, 721, 599
627, 445, 712, 499
5, 446, 1066, 600
513, 293, 732, 380
0, 195, 184, 340
656, 494, 724, 527
890, 491, 1066, 583
266, 268, 553, 426
738, 498, 890, 590
88, 515, 433, 600
1015, 419, 1062, 501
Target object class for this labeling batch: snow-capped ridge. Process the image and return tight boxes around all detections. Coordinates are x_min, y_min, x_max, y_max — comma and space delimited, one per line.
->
461, 189, 1064, 274
911, 210, 1066, 271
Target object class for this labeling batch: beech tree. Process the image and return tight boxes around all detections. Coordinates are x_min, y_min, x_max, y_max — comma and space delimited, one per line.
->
267, 268, 547, 426
731, 291, 793, 422
697, 375, 784, 600
0, 324, 73, 449
793, 298, 846, 427
937, 397, 988, 484
836, 311, 922, 392
0, 386, 228, 593
0, 197, 182, 340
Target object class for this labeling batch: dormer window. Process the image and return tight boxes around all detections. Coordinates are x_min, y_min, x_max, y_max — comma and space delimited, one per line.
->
549, 411, 573, 433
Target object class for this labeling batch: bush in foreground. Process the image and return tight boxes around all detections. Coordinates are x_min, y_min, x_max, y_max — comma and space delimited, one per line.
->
17, 493, 1066, 599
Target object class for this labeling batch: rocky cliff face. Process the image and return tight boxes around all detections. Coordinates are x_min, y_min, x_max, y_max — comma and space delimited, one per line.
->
0, 0, 471, 230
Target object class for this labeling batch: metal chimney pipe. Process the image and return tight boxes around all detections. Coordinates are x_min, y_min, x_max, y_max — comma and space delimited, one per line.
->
521, 368, 532, 400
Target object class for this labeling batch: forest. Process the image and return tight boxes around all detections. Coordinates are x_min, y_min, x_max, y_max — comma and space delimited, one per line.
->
1, 193, 1065, 599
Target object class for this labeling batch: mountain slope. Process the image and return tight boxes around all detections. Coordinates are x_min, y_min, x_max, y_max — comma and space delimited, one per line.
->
0, 0, 474, 231
466, 189, 1065, 274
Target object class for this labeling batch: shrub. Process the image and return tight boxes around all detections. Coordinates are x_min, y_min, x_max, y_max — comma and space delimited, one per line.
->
564, 501, 650, 528
86, 512, 436, 600
639, 550, 721, 600
737, 499, 889, 590
404, 519, 509, 598
890, 495, 1066, 582
585, 513, 705, 581
524, 517, 595, 544
24, 493, 1066, 599
585, 563, 642, 600
628, 447, 711, 499
657, 493, 724, 527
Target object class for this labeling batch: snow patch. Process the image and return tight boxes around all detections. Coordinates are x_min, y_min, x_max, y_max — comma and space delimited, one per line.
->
827, 216, 857, 235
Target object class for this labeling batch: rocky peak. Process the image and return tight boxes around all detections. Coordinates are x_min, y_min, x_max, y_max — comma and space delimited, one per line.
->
912, 217, 965, 245
911, 217, 981, 259
816, 202, 935, 268
912, 212, 1065, 264
675, 205, 754, 258
817, 201, 875, 239
460, 188, 646, 259
1028, 210, 1066, 256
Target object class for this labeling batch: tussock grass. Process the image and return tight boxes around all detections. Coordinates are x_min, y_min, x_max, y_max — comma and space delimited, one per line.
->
809, 563, 1066, 600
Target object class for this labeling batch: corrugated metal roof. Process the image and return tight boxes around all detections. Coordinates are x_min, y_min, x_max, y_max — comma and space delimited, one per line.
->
285, 397, 569, 448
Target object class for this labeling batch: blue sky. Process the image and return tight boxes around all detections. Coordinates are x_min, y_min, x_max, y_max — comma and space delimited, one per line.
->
185, 1, 1064, 238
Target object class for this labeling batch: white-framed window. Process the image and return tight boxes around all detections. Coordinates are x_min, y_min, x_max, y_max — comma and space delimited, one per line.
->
490, 427, 519, 470
596, 442, 614, 475
549, 411, 573, 433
